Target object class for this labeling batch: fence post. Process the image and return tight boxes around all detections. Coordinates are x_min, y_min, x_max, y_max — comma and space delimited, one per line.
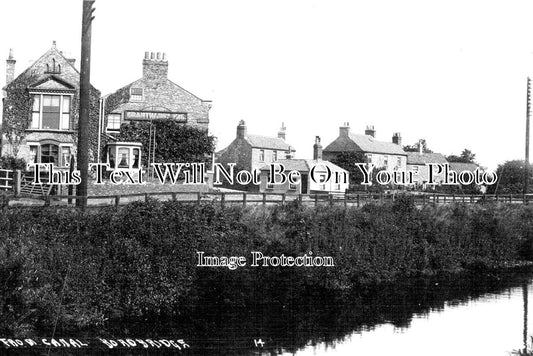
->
13, 170, 21, 196
510, 194, 513, 203
299, 194, 302, 204
263, 193, 266, 206
452, 193, 455, 202
315, 194, 318, 207
243, 192, 247, 207
329, 194, 333, 206
172, 192, 177, 201
44, 196, 51, 207
344, 194, 347, 208
282, 193, 286, 206
145, 193, 149, 203
115, 195, 120, 209
197, 192, 201, 205
357, 194, 360, 207
470, 194, 474, 204
221, 193, 225, 208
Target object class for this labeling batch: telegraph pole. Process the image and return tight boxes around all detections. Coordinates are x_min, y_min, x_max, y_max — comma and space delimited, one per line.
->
77, 0, 95, 208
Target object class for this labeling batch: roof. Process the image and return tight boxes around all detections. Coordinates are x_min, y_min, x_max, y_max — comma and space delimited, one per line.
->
406, 152, 448, 165
449, 162, 479, 172
245, 135, 293, 150
324, 133, 406, 155
259, 159, 348, 173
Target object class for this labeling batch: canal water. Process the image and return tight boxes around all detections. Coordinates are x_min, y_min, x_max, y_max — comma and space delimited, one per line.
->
5, 268, 533, 355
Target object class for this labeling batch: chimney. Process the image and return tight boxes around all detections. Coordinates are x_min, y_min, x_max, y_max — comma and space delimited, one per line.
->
313, 136, 323, 160
236, 120, 247, 139
5, 48, 16, 86
365, 125, 375, 138
339, 122, 351, 137
392, 132, 401, 146
278, 122, 286, 140
142, 51, 168, 81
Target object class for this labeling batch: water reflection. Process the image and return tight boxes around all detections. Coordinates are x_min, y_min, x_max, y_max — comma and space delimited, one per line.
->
12, 268, 533, 355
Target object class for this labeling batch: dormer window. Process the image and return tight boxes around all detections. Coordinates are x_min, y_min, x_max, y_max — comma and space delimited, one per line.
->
130, 87, 143, 101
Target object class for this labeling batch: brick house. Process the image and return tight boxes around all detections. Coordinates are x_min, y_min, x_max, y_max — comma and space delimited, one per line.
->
1, 42, 100, 168
258, 137, 348, 194
216, 120, 295, 173
102, 51, 212, 168
322, 123, 407, 171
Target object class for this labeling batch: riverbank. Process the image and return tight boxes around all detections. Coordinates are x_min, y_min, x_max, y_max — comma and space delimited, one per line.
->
1, 197, 533, 337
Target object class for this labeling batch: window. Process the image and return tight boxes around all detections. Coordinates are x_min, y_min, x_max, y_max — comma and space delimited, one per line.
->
130, 87, 143, 101
412, 166, 419, 172
319, 184, 326, 190
259, 149, 265, 162
272, 151, 277, 162
61, 147, 72, 167
396, 157, 402, 169
289, 183, 297, 191
366, 154, 372, 163
107, 114, 121, 131
29, 144, 71, 167
29, 146, 38, 163
266, 173, 274, 189
118, 148, 130, 168
383, 155, 389, 167
133, 149, 140, 169
41, 144, 59, 165
333, 184, 341, 191
30, 94, 71, 130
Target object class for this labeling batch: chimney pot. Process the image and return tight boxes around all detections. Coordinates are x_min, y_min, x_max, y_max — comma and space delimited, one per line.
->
157, 52, 161, 60
365, 125, 376, 138
145, 51, 149, 59
237, 120, 247, 139
162, 52, 167, 61
6, 48, 16, 86
340, 122, 351, 137
150, 52, 155, 59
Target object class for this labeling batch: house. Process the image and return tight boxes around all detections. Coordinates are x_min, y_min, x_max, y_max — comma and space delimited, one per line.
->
216, 120, 295, 174
258, 137, 349, 194
406, 151, 448, 187
102, 51, 212, 166
322, 123, 407, 171
1, 42, 100, 168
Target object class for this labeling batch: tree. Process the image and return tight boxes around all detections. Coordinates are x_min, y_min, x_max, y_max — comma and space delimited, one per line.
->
446, 149, 476, 164
330, 151, 389, 192
403, 139, 433, 153
486, 160, 533, 194
118, 121, 216, 166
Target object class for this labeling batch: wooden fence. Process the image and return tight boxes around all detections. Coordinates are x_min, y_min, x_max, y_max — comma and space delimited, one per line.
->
2, 191, 533, 209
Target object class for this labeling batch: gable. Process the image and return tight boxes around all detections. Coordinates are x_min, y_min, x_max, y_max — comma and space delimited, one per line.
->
29, 76, 76, 91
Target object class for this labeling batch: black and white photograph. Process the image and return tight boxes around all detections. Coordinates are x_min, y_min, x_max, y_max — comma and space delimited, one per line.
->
1, 1, 533, 355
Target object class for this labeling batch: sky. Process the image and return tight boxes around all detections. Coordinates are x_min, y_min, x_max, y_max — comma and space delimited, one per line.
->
1, 0, 533, 170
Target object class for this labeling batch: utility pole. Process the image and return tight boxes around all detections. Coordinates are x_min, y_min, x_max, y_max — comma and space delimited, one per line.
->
77, 0, 95, 208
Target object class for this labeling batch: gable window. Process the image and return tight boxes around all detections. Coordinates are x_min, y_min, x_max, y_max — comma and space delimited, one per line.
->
107, 114, 121, 132
130, 87, 143, 101
31, 94, 71, 130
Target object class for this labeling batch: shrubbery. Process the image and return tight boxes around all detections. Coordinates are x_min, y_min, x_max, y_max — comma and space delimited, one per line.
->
1, 199, 532, 336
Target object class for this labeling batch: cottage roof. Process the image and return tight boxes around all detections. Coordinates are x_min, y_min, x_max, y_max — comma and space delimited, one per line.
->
324, 133, 406, 155
259, 159, 347, 173
406, 152, 448, 165
245, 134, 293, 150
449, 162, 479, 172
